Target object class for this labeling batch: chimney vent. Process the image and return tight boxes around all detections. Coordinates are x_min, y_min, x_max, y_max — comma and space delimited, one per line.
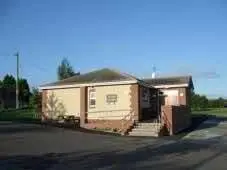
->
151, 66, 156, 79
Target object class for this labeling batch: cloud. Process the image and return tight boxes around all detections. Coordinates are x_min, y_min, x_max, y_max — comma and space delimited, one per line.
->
174, 66, 221, 79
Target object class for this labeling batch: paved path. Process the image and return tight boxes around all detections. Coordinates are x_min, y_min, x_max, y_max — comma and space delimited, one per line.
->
0, 121, 227, 169
183, 117, 227, 141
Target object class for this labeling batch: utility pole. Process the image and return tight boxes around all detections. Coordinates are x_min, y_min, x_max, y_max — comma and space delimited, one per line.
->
14, 52, 19, 109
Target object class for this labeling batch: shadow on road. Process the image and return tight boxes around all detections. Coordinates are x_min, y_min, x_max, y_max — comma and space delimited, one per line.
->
0, 136, 224, 170
0, 122, 56, 134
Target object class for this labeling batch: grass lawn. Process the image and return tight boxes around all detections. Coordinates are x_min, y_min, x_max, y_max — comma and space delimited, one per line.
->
0, 108, 40, 122
192, 108, 227, 117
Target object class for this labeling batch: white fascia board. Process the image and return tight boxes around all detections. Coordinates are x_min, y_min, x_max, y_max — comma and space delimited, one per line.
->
154, 84, 189, 89
138, 81, 154, 88
39, 80, 138, 90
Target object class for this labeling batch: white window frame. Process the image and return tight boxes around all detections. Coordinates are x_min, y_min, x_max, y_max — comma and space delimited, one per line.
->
89, 88, 96, 108
106, 94, 118, 105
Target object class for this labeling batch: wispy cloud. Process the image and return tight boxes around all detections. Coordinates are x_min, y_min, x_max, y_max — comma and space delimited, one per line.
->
173, 66, 221, 79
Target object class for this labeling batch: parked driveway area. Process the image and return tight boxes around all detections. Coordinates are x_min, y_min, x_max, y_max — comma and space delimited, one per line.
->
0, 120, 227, 170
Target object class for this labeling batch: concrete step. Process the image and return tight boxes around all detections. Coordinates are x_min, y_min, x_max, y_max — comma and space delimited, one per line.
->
135, 125, 162, 129
128, 131, 159, 137
131, 127, 161, 132
136, 123, 161, 127
127, 121, 162, 137
137, 123, 161, 126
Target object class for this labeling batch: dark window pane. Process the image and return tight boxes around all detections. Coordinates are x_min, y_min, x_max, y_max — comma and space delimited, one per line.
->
90, 99, 96, 106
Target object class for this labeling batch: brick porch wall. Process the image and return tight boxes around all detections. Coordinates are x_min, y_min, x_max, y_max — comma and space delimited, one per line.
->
161, 105, 191, 135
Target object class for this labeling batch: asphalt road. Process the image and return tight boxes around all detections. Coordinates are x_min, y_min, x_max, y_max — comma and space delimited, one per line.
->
0, 121, 227, 170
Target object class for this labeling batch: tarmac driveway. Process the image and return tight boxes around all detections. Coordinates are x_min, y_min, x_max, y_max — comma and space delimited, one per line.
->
0, 121, 227, 170
183, 117, 227, 142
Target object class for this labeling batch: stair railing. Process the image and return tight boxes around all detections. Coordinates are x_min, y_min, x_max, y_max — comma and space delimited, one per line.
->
121, 110, 135, 135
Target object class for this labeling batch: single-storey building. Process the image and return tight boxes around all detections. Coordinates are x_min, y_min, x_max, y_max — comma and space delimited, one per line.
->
39, 68, 193, 136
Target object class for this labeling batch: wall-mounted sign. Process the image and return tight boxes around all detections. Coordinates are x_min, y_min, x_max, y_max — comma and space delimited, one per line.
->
180, 92, 184, 97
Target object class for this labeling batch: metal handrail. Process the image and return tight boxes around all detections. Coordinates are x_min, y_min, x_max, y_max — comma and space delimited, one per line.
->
161, 109, 172, 134
121, 110, 135, 134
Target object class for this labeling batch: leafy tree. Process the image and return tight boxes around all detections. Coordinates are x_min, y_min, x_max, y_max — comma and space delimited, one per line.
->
57, 58, 80, 80
18, 78, 30, 107
207, 97, 225, 108
191, 92, 209, 110
199, 95, 208, 109
0, 80, 2, 88
2, 74, 16, 88
191, 91, 226, 110
29, 87, 41, 110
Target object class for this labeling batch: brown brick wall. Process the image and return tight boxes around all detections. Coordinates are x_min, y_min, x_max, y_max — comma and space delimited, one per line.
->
80, 87, 87, 126
85, 119, 133, 133
130, 84, 140, 121
161, 105, 191, 135
186, 88, 192, 108
41, 90, 48, 120
161, 105, 173, 135
172, 105, 191, 133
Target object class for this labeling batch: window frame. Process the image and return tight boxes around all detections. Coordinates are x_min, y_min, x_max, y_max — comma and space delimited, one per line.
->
106, 94, 118, 105
89, 88, 96, 108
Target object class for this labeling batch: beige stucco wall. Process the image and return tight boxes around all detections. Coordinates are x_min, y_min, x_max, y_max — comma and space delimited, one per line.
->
87, 85, 132, 120
45, 88, 80, 119
161, 87, 188, 106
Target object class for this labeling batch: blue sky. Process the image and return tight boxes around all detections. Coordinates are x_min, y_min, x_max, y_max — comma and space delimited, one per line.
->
0, 0, 227, 98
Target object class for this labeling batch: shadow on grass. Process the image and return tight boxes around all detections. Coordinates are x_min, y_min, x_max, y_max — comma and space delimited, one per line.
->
0, 135, 224, 170
0, 108, 41, 125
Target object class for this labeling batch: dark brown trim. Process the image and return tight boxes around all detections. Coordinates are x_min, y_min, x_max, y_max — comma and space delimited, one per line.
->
130, 84, 139, 121
80, 87, 87, 126
42, 90, 47, 113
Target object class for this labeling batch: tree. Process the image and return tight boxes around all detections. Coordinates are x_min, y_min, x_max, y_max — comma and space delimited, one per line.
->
29, 87, 41, 110
0, 80, 2, 88
18, 78, 30, 107
191, 91, 209, 110
57, 58, 80, 80
199, 95, 208, 109
2, 74, 16, 88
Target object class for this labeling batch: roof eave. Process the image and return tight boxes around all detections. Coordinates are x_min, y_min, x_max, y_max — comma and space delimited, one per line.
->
39, 80, 138, 90
153, 83, 189, 89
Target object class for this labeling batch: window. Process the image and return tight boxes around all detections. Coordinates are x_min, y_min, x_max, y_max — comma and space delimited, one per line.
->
89, 88, 96, 108
162, 90, 179, 106
106, 94, 118, 104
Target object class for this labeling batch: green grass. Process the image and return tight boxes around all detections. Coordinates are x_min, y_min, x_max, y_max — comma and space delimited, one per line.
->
192, 108, 227, 117
0, 108, 40, 122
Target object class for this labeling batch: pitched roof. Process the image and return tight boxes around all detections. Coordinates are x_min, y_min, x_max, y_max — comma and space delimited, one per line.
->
143, 76, 194, 88
41, 68, 137, 87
